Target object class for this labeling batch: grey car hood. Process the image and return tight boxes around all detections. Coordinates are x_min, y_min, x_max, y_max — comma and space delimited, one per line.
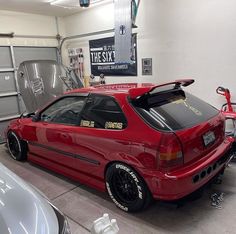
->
17, 60, 83, 113
0, 163, 59, 234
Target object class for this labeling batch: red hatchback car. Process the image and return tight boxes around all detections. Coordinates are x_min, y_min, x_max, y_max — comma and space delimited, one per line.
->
6, 80, 232, 212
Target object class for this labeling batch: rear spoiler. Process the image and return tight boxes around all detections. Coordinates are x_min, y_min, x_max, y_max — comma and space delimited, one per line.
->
129, 79, 194, 99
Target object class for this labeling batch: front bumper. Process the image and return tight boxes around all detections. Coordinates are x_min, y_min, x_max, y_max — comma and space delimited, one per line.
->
140, 138, 232, 201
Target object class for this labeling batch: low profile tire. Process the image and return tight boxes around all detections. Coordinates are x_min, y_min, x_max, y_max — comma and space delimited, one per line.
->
7, 131, 27, 161
105, 163, 152, 212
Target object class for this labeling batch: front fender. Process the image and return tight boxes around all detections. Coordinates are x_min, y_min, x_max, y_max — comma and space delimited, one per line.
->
5, 118, 24, 139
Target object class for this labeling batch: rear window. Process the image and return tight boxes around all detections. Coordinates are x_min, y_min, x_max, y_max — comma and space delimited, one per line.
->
131, 89, 219, 131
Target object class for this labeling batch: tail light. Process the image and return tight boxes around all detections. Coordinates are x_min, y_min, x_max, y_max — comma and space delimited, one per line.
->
157, 133, 183, 171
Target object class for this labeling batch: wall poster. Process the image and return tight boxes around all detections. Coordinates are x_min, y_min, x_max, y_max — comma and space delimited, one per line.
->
89, 35, 137, 76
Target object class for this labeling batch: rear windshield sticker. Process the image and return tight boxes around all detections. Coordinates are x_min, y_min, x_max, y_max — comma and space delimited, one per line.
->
173, 99, 202, 116
105, 122, 123, 130
183, 101, 202, 116
80, 120, 95, 128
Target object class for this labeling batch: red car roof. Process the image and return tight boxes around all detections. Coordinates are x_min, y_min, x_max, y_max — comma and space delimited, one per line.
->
66, 79, 194, 99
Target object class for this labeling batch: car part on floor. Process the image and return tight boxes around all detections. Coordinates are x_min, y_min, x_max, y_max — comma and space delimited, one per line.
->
210, 192, 225, 209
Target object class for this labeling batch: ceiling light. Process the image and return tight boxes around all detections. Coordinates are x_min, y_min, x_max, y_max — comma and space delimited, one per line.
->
50, 0, 110, 9
50, 0, 80, 9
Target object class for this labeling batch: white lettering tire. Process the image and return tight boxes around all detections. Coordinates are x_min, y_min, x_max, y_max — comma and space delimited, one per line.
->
105, 163, 152, 212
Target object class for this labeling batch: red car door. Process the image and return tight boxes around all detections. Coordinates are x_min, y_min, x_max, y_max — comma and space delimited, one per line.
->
24, 94, 130, 188
69, 94, 131, 178
24, 95, 88, 174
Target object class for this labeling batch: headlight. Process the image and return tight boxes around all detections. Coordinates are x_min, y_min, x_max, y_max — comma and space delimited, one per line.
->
61, 218, 71, 234
50, 204, 71, 234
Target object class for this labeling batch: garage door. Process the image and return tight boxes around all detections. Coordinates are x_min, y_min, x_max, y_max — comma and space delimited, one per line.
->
14, 47, 58, 67
0, 46, 58, 143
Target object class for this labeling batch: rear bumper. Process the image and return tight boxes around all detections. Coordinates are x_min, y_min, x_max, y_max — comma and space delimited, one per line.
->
139, 138, 232, 201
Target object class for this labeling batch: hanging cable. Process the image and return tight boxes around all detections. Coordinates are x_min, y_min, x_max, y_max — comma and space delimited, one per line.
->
132, 0, 140, 27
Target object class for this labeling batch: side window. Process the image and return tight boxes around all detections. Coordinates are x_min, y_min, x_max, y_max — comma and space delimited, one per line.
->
40, 96, 86, 125
80, 95, 127, 130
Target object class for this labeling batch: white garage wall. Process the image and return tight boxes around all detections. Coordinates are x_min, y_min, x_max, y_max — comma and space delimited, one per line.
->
0, 10, 64, 46
63, 0, 236, 108
158, 0, 236, 108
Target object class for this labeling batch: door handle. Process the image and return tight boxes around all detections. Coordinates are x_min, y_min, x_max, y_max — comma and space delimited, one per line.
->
61, 133, 68, 138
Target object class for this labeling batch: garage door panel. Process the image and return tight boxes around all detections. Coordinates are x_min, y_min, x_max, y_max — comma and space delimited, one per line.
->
0, 46, 58, 143
0, 121, 10, 143
0, 47, 13, 68
14, 47, 58, 67
0, 96, 19, 118
0, 72, 16, 93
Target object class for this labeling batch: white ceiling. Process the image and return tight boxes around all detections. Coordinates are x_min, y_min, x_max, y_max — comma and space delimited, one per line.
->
0, 0, 83, 17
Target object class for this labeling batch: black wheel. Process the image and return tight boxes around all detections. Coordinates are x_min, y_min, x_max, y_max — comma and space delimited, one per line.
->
7, 131, 27, 161
105, 163, 152, 212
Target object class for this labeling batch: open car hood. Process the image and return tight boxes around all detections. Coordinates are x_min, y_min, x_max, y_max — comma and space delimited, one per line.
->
17, 60, 83, 113
129, 79, 195, 99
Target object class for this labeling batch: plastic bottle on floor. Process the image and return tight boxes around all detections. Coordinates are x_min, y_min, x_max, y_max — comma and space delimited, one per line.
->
91, 213, 119, 234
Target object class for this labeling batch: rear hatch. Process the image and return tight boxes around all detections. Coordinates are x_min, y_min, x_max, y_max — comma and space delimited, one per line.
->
166, 95, 225, 164
130, 81, 224, 165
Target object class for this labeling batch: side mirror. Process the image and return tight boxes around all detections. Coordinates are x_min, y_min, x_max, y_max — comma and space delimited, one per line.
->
32, 114, 41, 122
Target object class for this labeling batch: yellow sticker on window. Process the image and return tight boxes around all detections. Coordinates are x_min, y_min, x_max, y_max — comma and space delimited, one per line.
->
182, 101, 202, 116
80, 120, 95, 128
105, 122, 123, 130
173, 98, 202, 116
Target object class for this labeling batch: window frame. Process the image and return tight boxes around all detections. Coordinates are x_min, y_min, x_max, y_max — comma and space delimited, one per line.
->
36, 93, 88, 126
79, 93, 128, 130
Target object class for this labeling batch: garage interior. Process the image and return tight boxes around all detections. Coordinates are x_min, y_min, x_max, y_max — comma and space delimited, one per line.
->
1, 0, 236, 233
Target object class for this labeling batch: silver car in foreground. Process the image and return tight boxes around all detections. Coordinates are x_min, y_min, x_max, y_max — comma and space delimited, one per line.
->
0, 163, 70, 234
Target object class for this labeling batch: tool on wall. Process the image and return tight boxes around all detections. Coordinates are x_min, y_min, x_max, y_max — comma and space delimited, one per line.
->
79, 48, 85, 81
68, 47, 85, 86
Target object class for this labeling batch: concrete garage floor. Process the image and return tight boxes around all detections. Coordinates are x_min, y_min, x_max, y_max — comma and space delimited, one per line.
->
1, 145, 236, 234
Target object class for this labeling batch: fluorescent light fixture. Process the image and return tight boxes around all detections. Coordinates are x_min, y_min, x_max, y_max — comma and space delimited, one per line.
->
50, 0, 80, 8
50, 0, 112, 9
